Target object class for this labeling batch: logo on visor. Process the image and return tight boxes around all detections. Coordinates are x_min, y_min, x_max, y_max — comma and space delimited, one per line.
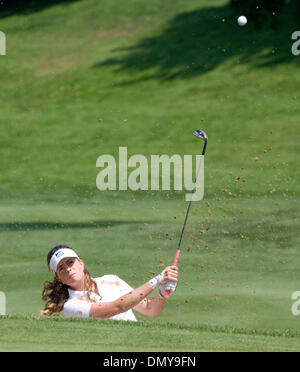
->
55, 251, 64, 258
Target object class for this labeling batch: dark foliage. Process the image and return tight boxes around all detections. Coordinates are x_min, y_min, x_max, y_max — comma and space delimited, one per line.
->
230, 0, 289, 29
0, 0, 79, 18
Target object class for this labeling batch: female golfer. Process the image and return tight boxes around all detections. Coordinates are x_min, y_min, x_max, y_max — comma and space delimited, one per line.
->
40, 244, 178, 321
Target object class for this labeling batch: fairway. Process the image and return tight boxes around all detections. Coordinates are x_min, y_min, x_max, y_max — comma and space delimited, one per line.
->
0, 0, 300, 352
1, 315, 300, 352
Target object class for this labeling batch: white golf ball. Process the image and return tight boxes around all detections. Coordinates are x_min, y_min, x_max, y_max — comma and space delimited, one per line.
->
237, 15, 247, 26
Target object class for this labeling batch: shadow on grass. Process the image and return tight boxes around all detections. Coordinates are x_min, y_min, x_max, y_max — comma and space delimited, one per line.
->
0, 220, 148, 232
0, 0, 79, 18
95, 3, 300, 82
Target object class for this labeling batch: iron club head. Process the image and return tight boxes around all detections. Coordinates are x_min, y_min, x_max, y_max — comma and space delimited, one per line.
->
193, 129, 208, 141
193, 129, 208, 155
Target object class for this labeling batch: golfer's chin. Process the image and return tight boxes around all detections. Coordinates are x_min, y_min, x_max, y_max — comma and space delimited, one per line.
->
65, 275, 82, 288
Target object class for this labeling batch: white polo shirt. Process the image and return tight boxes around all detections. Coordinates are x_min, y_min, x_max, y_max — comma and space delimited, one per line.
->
63, 275, 137, 321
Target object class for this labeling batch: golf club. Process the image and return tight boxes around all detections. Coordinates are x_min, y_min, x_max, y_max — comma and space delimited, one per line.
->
164, 129, 208, 298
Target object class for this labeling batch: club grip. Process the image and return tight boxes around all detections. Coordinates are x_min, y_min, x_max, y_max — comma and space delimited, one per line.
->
164, 290, 171, 298
164, 250, 180, 298
173, 249, 180, 266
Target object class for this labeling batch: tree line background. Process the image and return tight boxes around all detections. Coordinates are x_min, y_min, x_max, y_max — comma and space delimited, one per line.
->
231, 0, 300, 29
0, 0, 299, 29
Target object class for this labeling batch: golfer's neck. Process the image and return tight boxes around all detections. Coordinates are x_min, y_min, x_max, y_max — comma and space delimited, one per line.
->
70, 280, 85, 291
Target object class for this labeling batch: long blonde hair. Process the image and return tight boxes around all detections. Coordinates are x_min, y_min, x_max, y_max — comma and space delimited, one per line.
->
40, 245, 97, 316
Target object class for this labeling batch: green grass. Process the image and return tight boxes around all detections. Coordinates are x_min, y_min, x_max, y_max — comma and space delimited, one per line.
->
1, 315, 300, 352
0, 0, 300, 351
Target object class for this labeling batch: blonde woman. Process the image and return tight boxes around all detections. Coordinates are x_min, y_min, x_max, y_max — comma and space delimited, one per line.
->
40, 244, 178, 321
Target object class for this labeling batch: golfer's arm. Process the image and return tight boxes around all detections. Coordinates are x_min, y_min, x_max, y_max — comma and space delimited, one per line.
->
89, 281, 154, 318
133, 293, 166, 317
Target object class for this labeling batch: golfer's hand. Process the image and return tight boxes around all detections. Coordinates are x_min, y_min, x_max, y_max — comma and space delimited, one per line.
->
159, 266, 178, 297
162, 265, 178, 284
149, 266, 178, 289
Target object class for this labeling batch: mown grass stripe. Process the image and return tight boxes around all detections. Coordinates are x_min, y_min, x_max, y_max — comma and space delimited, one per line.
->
1, 315, 300, 339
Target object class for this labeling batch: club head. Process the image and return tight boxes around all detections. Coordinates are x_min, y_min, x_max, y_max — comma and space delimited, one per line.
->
193, 129, 208, 155
193, 129, 208, 141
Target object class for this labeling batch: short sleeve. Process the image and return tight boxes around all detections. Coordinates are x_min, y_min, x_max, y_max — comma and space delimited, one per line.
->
105, 275, 134, 294
63, 298, 92, 318
116, 276, 134, 293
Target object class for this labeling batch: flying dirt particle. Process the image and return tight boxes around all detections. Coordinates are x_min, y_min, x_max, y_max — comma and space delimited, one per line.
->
222, 230, 229, 235
208, 209, 212, 215
187, 245, 192, 252
123, 119, 128, 123
184, 299, 190, 303
253, 157, 259, 161
149, 234, 152, 241
98, 118, 103, 123
235, 177, 240, 182
149, 271, 155, 276
173, 216, 177, 219
165, 232, 169, 236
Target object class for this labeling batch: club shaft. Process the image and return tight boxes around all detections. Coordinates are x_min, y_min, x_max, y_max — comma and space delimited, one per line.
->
164, 150, 205, 299
177, 153, 204, 250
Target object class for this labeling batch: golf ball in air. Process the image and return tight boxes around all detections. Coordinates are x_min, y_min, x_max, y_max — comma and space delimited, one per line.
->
237, 16, 247, 26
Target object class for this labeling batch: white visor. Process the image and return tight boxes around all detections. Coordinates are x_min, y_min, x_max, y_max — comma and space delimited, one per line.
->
49, 248, 79, 273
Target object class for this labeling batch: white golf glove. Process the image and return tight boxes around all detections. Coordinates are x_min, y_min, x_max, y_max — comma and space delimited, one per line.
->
149, 269, 166, 289
159, 281, 177, 297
